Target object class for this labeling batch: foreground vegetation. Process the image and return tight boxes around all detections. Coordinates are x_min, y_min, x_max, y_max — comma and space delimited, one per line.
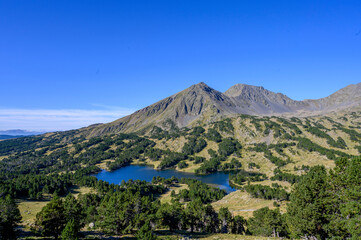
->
2, 156, 360, 240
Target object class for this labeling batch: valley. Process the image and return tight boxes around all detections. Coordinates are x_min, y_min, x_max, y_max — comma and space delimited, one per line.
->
0, 82, 360, 239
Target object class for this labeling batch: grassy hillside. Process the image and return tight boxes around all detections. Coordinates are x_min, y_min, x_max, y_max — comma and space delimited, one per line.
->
136, 112, 360, 178
0, 111, 360, 239
1, 112, 359, 191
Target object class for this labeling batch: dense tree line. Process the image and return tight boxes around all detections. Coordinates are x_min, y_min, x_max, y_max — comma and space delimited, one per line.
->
144, 147, 164, 161
296, 137, 352, 160
244, 184, 290, 201
192, 156, 206, 164
251, 143, 289, 167
175, 178, 227, 203
205, 128, 222, 142
229, 170, 267, 185
247, 207, 287, 237
263, 120, 285, 138
306, 126, 347, 149
214, 118, 234, 134
195, 156, 223, 174
194, 137, 242, 174
218, 138, 242, 157
271, 169, 301, 184
107, 138, 155, 170
339, 126, 361, 142
182, 137, 207, 155
158, 151, 187, 169
277, 117, 303, 135
190, 126, 205, 137
0, 173, 73, 199
152, 177, 227, 204
23, 179, 237, 239
219, 158, 242, 171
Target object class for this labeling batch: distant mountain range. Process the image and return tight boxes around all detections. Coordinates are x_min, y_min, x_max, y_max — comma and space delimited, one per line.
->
84, 82, 361, 135
0, 135, 27, 140
0, 129, 45, 136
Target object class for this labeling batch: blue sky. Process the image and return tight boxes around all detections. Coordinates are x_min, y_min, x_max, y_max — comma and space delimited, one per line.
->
1, 1, 361, 131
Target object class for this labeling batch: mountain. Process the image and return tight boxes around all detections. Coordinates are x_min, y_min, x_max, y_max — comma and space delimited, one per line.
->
303, 82, 361, 111
86, 82, 238, 135
224, 82, 361, 114
224, 83, 307, 114
85, 82, 361, 136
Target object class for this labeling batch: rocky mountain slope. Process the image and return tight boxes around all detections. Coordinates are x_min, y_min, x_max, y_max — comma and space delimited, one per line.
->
84, 82, 361, 136
303, 82, 361, 111
224, 83, 308, 114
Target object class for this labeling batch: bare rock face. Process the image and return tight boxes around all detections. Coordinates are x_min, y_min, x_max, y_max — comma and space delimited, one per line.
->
86, 82, 361, 136
224, 83, 308, 114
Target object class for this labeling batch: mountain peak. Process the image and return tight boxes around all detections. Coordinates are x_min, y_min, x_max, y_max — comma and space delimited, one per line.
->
224, 83, 265, 97
195, 81, 207, 87
187, 82, 213, 92
223, 83, 306, 114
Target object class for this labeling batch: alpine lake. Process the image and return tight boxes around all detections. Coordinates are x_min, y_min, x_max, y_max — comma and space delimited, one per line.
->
95, 165, 237, 193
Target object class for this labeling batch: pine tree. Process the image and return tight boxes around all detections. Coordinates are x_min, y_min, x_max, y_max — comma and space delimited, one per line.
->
248, 207, 286, 237
61, 219, 78, 240
135, 221, 157, 240
185, 198, 204, 232
231, 215, 246, 234
218, 207, 232, 233
97, 191, 157, 235
96, 193, 127, 235
156, 202, 182, 231
63, 194, 84, 236
287, 165, 330, 240
203, 204, 219, 233
34, 196, 66, 240
0, 195, 22, 240
327, 157, 361, 239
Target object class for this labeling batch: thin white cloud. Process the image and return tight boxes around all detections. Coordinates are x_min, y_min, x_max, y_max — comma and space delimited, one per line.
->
0, 107, 135, 132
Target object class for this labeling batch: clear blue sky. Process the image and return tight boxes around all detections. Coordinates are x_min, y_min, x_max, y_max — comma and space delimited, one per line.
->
1, 1, 360, 131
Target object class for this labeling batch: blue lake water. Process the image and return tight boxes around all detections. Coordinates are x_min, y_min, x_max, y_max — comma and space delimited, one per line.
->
95, 165, 236, 193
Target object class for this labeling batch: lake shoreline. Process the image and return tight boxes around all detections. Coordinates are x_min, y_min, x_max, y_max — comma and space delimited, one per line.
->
94, 164, 237, 193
